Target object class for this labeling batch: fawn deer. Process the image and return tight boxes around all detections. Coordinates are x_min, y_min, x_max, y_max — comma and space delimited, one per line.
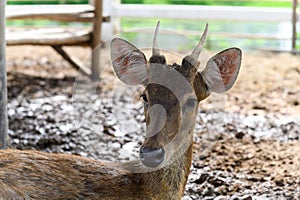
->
0, 22, 241, 200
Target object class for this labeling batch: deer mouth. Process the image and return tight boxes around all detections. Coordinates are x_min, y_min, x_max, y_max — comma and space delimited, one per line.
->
139, 146, 165, 168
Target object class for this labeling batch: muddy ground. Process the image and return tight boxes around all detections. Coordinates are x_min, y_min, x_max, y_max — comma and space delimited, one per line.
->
5, 45, 300, 199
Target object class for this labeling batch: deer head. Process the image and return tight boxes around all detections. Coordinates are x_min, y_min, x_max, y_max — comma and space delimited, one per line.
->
111, 22, 241, 168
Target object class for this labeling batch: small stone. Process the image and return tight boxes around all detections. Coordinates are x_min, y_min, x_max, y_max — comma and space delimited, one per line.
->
241, 196, 252, 200
235, 131, 245, 139
182, 196, 192, 200
214, 185, 229, 195
193, 173, 210, 184
208, 177, 226, 187
203, 187, 214, 197
214, 195, 230, 200
274, 178, 285, 187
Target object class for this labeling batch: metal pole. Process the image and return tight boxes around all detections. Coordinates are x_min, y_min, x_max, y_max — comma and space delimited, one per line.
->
0, 0, 8, 149
292, 0, 298, 52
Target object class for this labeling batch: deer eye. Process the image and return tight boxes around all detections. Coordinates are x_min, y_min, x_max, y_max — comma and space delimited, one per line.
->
140, 94, 148, 103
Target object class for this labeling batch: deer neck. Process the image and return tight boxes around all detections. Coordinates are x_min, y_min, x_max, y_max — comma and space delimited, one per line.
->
111, 136, 193, 200
113, 92, 197, 199
138, 143, 193, 199
136, 98, 196, 198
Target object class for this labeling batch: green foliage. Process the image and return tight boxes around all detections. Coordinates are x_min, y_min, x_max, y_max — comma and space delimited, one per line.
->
6, 20, 51, 26
121, 0, 143, 3
297, 33, 300, 50
144, 0, 168, 3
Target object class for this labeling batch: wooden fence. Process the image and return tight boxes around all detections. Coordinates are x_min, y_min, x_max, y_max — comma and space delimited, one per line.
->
103, 0, 299, 52
6, 1, 110, 80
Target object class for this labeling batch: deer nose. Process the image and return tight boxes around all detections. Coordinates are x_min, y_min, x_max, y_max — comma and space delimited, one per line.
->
139, 146, 165, 168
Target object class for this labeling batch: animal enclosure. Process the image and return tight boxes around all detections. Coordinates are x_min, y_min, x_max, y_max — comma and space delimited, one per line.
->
2, 0, 300, 199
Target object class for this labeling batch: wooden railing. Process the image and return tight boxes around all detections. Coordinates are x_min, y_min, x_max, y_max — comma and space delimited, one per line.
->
104, 0, 298, 52
6, 1, 110, 79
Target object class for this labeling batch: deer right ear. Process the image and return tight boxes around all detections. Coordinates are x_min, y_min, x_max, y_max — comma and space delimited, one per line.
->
201, 48, 242, 93
111, 38, 149, 85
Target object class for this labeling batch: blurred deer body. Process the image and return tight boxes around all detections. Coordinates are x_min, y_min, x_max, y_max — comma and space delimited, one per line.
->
0, 149, 190, 199
0, 22, 241, 200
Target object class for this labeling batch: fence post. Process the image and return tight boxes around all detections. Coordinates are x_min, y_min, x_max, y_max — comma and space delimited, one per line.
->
0, 0, 8, 149
292, 0, 298, 52
91, 0, 103, 81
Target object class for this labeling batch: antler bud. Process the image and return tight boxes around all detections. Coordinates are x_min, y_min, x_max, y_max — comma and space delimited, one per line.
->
149, 21, 166, 65
190, 23, 208, 61
152, 21, 161, 56
179, 23, 209, 82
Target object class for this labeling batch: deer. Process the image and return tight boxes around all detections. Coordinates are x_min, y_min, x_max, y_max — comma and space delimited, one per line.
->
0, 22, 241, 200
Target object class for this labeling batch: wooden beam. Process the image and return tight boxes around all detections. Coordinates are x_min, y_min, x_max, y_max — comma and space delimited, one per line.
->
292, 0, 298, 52
7, 28, 91, 46
123, 28, 293, 41
0, 0, 8, 149
114, 4, 293, 22
7, 5, 89, 22
91, 0, 103, 81
6, 5, 110, 23
51, 46, 91, 76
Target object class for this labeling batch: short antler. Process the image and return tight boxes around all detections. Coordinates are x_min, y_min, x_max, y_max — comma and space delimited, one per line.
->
149, 21, 166, 65
152, 21, 161, 56
179, 23, 209, 81
190, 23, 209, 64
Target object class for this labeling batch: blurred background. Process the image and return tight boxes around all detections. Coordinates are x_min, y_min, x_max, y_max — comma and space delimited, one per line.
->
6, 0, 299, 51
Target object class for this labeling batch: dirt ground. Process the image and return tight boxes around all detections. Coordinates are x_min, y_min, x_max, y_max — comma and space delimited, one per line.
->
5, 45, 300, 199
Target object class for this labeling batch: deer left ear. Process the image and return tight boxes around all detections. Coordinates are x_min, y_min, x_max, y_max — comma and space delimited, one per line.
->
201, 48, 242, 93
111, 38, 149, 85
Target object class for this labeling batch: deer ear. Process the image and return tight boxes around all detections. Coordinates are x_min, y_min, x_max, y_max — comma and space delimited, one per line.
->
111, 38, 149, 85
201, 48, 241, 93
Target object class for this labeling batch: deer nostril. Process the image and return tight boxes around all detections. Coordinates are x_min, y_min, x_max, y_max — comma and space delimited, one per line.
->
139, 146, 165, 168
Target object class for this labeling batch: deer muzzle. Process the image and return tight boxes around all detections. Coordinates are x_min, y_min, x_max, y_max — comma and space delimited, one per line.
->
139, 146, 165, 168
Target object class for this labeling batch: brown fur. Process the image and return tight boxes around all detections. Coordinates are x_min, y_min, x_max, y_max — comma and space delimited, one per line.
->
0, 145, 192, 200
